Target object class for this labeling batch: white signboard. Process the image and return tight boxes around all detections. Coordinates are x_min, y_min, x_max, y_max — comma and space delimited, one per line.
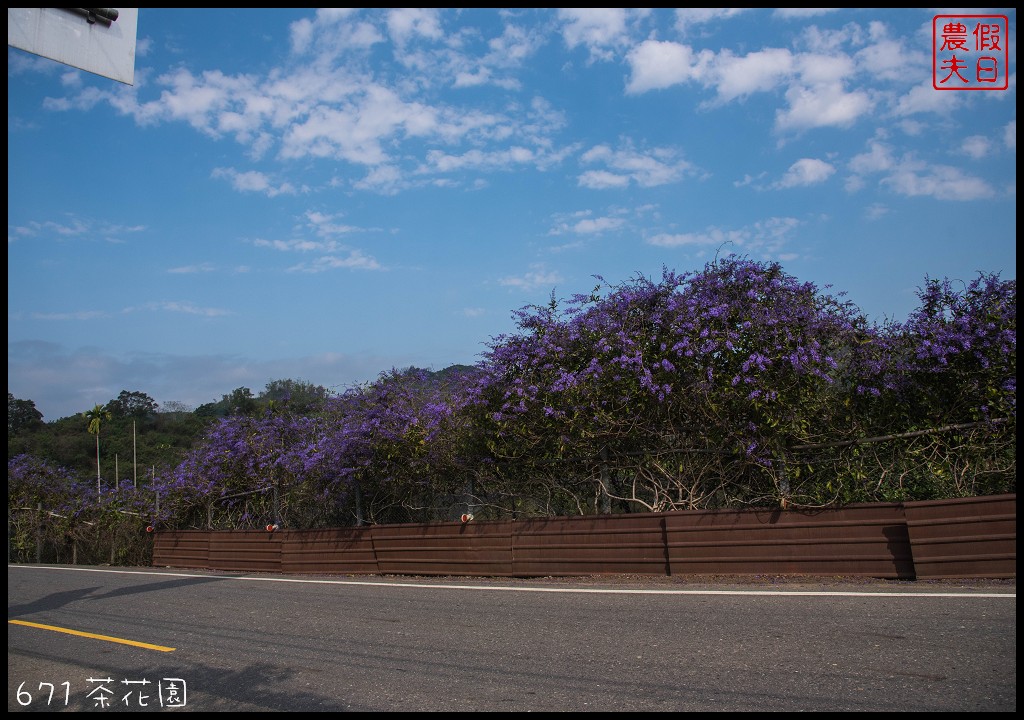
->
8, 8, 138, 85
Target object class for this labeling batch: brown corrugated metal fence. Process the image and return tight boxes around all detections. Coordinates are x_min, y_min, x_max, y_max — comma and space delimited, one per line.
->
371, 521, 515, 577
511, 514, 669, 576
903, 494, 1016, 579
663, 504, 915, 578
150, 494, 1015, 579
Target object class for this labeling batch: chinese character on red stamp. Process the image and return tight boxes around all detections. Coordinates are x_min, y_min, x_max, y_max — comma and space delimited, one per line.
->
933, 14, 1009, 90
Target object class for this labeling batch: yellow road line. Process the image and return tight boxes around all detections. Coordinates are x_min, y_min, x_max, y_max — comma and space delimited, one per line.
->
9, 619, 175, 652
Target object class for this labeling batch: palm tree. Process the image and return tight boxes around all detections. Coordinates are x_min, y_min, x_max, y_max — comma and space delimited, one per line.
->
83, 403, 112, 494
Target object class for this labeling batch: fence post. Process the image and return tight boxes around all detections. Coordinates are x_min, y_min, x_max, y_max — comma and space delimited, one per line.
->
599, 448, 612, 514
36, 502, 42, 564
354, 479, 365, 526
273, 483, 281, 528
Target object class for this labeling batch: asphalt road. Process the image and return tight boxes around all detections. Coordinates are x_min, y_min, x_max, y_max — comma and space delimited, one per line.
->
7, 565, 1016, 712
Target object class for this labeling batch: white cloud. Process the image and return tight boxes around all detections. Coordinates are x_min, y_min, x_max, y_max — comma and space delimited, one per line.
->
441, 21, 544, 91
1005, 120, 1016, 151
453, 68, 492, 88
774, 8, 840, 19
387, 8, 444, 45
625, 40, 713, 94
648, 229, 738, 247
797, 24, 860, 54
289, 9, 381, 57
304, 210, 361, 237
9, 216, 146, 242
157, 68, 249, 134
895, 80, 961, 116
855, 34, 929, 84
961, 135, 991, 159
579, 143, 693, 187
548, 208, 629, 236
776, 158, 836, 188
546, 238, 585, 252
255, 238, 322, 252
712, 48, 794, 102
844, 175, 865, 193
59, 69, 83, 88
557, 8, 630, 61
138, 301, 233, 318
776, 81, 872, 130
882, 160, 995, 201
288, 250, 382, 272
572, 216, 626, 234
253, 221, 381, 272
795, 52, 854, 85
46, 19, 563, 185
353, 164, 406, 193
289, 17, 315, 54
498, 264, 563, 291
488, 22, 542, 66
864, 203, 890, 220
28, 217, 87, 237
30, 310, 108, 321
647, 217, 801, 258
211, 167, 297, 197
168, 263, 216, 274
385, 13, 542, 89
674, 8, 748, 32
848, 140, 895, 175
280, 84, 439, 166
577, 170, 631, 189
424, 146, 539, 174
627, 37, 875, 134
848, 140, 997, 200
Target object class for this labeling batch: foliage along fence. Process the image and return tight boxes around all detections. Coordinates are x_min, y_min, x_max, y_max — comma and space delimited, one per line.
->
148, 494, 1016, 580
7, 503, 152, 568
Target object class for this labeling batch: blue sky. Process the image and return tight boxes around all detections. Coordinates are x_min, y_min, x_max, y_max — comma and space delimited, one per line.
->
8, 8, 1017, 421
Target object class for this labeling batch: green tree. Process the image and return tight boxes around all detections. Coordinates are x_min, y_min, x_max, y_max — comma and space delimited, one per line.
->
83, 403, 112, 493
259, 379, 331, 415
107, 390, 158, 419
195, 387, 258, 417
8, 393, 44, 434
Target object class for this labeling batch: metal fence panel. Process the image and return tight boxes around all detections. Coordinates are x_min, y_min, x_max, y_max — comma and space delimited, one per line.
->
152, 530, 210, 569
145, 496, 1014, 579
904, 494, 1016, 579
371, 521, 515, 576
510, 514, 668, 576
282, 528, 378, 574
664, 504, 915, 578
208, 531, 282, 573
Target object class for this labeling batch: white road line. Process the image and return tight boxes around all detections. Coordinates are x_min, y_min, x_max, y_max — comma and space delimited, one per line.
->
10, 564, 1015, 598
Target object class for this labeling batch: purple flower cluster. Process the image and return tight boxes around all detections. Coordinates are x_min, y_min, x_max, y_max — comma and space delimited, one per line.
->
10, 259, 1015, 527
472, 257, 865, 464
